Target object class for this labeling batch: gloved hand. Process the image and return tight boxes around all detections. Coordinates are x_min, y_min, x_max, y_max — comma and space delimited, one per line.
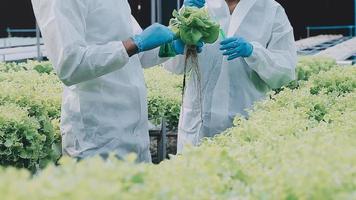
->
220, 37, 253, 60
184, 0, 205, 8
173, 39, 204, 55
132, 23, 176, 52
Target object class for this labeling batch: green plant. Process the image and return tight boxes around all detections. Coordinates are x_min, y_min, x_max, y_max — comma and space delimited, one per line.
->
170, 7, 220, 45
0, 69, 63, 170
0, 65, 355, 200
0, 104, 59, 172
286, 56, 337, 90
159, 6, 220, 57
144, 66, 182, 129
0, 58, 348, 181
0, 61, 54, 74
0, 62, 183, 169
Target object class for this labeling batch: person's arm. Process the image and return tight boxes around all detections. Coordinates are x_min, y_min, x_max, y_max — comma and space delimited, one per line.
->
139, 47, 171, 69
129, 16, 171, 68
130, 16, 203, 71
123, 39, 139, 57
244, 7, 297, 89
32, 0, 134, 86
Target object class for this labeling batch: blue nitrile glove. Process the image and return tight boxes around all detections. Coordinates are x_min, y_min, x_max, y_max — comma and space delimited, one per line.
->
173, 39, 204, 55
184, 0, 205, 8
132, 23, 176, 52
220, 37, 253, 60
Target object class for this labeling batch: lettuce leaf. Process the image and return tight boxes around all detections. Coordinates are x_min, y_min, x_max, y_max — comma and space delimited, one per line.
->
159, 7, 220, 57
170, 7, 220, 45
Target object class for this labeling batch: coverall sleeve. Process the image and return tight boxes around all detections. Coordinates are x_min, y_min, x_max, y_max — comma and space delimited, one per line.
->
162, 55, 187, 75
130, 16, 170, 68
244, 6, 297, 89
32, 0, 130, 86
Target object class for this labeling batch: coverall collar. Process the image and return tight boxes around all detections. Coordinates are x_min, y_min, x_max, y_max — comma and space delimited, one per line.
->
206, 0, 258, 37
227, 0, 258, 36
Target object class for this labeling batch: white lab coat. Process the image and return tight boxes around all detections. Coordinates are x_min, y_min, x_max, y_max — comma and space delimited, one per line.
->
164, 0, 297, 153
31, 0, 165, 162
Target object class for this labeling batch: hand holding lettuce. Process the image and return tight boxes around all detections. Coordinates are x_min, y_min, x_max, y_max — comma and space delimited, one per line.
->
183, 0, 206, 8
159, 7, 220, 57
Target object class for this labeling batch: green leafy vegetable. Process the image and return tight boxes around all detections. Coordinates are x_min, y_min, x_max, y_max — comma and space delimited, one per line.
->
159, 42, 176, 58
159, 7, 220, 57
0, 61, 356, 200
171, 7, 220, 45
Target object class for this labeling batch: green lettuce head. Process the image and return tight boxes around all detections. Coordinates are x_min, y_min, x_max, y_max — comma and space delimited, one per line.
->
159, 7, 220, 57
170, 7, 220, 46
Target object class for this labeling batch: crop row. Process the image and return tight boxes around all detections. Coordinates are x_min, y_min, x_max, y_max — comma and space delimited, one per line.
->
0, 57, 354, 199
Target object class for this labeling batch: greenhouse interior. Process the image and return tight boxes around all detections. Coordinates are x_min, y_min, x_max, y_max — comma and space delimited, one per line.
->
0, 0, 355, 199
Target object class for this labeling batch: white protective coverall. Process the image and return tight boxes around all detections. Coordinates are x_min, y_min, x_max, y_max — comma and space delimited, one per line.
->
164, 0, 297, 153
32, 0, 166, 162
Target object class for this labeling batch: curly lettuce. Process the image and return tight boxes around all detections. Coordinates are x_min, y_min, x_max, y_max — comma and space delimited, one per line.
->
159, 7, 220, 57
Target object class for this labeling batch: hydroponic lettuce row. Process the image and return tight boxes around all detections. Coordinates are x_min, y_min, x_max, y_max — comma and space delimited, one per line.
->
0, 67, 62, 171
143, 67, 182, 129
285, 56, 338, 90
159, 6, 220, 57
0, 60, 355, 199
0, 61, 183, 170
0, 57, 338, 171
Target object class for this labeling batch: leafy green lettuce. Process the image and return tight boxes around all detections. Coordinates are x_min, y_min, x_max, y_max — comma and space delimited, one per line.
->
159, 7, 220, 57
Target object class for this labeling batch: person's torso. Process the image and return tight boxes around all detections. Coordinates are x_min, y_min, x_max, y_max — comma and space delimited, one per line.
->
180, 0, 280, 136
61, 0, 149, 157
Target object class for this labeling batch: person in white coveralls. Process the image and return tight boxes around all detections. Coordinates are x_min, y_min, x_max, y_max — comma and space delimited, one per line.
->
31, 0, 178, 162
164, 0, 297, 153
